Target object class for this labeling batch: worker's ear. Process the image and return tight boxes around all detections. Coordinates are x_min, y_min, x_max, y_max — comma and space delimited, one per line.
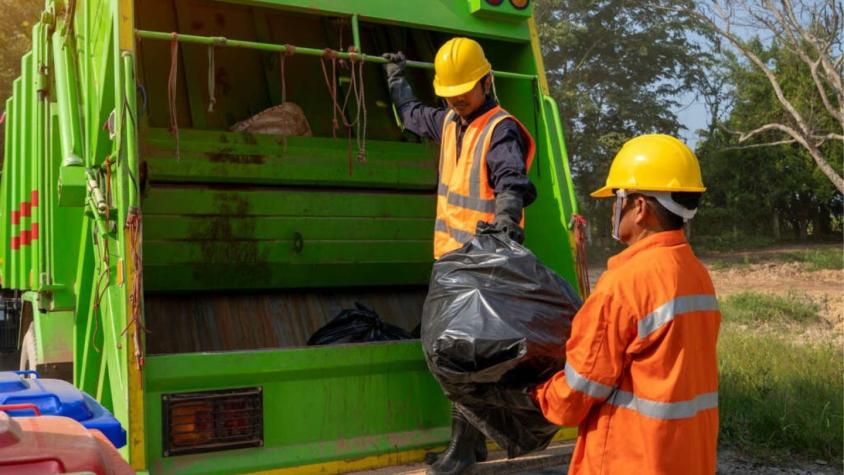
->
482, 75, 492, 95
633, 196, 650, 225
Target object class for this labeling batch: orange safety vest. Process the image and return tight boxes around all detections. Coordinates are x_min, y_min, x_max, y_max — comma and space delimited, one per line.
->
533, 230, 720, 475
434, 106, 535, 259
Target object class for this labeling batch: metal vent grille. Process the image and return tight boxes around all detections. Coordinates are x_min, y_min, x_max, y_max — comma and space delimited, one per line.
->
162, 387, 263, 456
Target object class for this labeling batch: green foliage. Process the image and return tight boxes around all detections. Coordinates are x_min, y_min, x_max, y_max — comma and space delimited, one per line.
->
0, 0, 42, 159
718, 320, 843, 462
720, 292, 820, 325
695, 38, 843, 240
692, 233, 779, 255
534, 0, 709, 239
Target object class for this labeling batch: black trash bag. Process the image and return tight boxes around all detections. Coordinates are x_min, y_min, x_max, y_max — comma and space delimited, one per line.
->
421, 232, 581, 457
307, 303, 413, 345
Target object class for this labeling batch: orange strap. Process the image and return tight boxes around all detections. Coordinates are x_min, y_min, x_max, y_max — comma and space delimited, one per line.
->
571, 214, 591, 298
168, 33, 180, 160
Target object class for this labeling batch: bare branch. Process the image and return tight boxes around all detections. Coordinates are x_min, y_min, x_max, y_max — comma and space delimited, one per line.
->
691, 0, 844, 192
813, 132, 844, 142
782, 0, 844, 109
727, 122, 798, 142
693, 7, 814, 137
763, 0, 844, 124
718, 139, 797, 151
720, 122, 844, 192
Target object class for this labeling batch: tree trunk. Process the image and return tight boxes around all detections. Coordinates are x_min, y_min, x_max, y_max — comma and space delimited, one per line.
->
798, 219, 808, 240
817, 205, 834, 237
772, 214, 781, 240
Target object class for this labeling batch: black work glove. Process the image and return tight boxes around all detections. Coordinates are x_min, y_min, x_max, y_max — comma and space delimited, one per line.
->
475, 190, 525, 244
382, 52, 417, 108
382, 52, 407, 79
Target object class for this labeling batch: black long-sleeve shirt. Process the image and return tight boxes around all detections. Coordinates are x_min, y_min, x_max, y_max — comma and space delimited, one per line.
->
397, 97, 537, 205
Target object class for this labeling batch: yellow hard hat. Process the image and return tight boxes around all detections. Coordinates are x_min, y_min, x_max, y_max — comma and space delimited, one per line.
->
591, 134, 706, 198
432, 38, 492, 98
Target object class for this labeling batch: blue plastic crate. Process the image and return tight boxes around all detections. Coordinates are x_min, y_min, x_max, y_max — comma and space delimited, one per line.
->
0, 370, 127, 448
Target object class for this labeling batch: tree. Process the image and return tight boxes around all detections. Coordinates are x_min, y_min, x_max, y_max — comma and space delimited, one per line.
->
691, 0, 844, 193
0, 0, 42, 161
534, 0, 709, 240
695, 42, 842, 240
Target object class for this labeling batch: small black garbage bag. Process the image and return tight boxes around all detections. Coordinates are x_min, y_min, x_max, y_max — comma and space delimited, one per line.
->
307, 303, 412, 345
421, 232, 581, 457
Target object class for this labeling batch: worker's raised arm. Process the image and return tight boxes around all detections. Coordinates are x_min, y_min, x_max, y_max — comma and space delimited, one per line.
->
383, 52, 447, 143
532, 288, 636, 426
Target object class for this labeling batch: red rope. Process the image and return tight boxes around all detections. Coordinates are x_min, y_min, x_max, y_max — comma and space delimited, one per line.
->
207, 45, 216, 112
571, 214, 591, 298
168, 33, 180, 160
320, 48, 340, 138
280, 44, 295, 103
320, 47, 368, 172
122, 208, 146, 375
356, 56, 367, 163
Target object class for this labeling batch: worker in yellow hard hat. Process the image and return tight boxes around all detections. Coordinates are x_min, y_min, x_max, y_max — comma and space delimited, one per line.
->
532, 135, 721, 474
383, 38, 537, 475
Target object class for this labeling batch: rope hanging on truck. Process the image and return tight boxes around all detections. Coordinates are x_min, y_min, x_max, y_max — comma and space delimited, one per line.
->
320, 47, 368, 173
90, 159, 116, 353
571, 214, 591, 298
123, 208, 147, 375
349, 47, 367, 164
320, 48, 341, 139
168, 33, 181, 160
207, 45, 216, 113
279, 44, 295, 103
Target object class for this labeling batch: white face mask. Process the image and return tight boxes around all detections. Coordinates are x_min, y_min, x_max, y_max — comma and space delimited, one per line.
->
611, 189, 698, 242
611, 190, 628, 242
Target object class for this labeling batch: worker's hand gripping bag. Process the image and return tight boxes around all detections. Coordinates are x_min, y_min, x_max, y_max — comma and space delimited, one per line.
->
421, 232, 581, 457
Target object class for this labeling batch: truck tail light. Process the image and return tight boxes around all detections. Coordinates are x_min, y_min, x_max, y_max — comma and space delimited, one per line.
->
162, 387, 263, 456
510, 0, 529, 9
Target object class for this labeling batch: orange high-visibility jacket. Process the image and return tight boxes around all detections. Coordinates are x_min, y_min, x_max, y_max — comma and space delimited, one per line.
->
534, 230, 720, 474
434, 106, 535, 258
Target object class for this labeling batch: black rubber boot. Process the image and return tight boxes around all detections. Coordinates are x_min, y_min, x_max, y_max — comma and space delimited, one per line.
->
426, 409, 485, 475
424, 406, 487, 465
424, 437, 487, 465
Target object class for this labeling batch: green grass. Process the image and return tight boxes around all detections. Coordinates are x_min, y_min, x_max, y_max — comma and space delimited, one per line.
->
780, 247, 844, 271
718, 292, 843, 464
718, 328, 843, 462
720, 292, 821, 325
707, 246, 843, 271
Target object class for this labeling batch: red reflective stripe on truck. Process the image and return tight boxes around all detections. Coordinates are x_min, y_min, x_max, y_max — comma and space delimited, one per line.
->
31, 190, 39, 207
20, 230, 31, 246
11, 237, 20, 250
30, 223, 39, 240
11, 211, 20, 225
20, 202, 31, 217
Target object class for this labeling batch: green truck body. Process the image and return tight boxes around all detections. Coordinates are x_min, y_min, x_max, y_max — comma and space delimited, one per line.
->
0, 0, 579, 473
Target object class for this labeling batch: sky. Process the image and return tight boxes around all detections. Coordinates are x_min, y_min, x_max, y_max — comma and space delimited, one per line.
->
675, 92, 709, 150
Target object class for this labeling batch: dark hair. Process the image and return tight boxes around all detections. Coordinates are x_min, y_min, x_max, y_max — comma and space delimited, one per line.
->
628, 192, 702, 230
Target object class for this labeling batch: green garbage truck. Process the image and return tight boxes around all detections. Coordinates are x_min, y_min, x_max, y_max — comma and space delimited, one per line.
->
0, 0, 581, 473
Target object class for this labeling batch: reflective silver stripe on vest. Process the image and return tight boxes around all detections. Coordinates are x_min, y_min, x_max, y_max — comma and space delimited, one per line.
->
469, 110, 510, 199
438, 183, 496, 212
638, 295, 720, 339
435, 219, 473, 243
609, 390, 718, 420
439, 110, 457, 176
565, 363, 614, 400
448, 193, 495, 213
